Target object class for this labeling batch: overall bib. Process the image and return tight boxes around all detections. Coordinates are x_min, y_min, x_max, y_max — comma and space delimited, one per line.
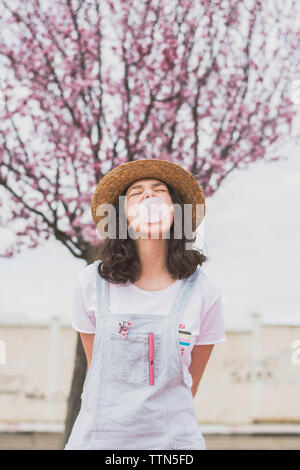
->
65, 261, 206, 450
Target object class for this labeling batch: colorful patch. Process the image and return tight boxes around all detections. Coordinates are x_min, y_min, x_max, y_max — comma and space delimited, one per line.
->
178, 325, 191, 355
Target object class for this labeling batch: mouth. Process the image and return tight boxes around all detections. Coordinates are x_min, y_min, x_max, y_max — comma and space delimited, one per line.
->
138, 197, 168, 223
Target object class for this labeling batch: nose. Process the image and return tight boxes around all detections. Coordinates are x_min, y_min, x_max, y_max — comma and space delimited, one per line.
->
142, 187, 156, 199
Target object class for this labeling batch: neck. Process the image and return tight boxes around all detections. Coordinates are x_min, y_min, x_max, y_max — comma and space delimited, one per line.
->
134, 238, 169, 279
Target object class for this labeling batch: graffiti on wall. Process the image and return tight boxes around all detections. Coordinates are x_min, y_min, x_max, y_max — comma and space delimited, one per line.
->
223, 346, 300, 385
0, 374, 46, 400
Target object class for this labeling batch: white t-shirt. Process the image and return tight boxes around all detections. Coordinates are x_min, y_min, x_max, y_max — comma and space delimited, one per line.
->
72, 261, 227, 388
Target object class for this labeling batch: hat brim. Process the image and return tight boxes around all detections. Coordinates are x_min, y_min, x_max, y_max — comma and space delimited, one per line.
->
91, 159, 205, 234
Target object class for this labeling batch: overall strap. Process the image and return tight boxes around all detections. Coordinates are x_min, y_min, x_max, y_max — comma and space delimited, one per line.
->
169, 266, 201, 318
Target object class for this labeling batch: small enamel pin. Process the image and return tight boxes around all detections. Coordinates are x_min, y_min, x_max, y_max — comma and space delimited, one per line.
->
118, 320, 132, 339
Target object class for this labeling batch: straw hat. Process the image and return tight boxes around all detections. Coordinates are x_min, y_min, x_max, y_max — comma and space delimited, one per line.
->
91, 159, 206, 235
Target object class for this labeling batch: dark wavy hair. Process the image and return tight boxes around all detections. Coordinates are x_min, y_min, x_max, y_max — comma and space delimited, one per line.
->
91, 180, 208, 284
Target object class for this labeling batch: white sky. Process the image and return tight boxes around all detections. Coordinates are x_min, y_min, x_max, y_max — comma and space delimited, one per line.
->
0, 140, 299, 330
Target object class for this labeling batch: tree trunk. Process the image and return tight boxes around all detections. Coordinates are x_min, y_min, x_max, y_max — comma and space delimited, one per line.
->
60, 332, 87, 448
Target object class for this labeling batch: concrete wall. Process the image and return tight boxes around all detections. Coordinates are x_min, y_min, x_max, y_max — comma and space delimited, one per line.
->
0, 318, 75, 429
0, 314, 299, 430
194, 320, 300, 424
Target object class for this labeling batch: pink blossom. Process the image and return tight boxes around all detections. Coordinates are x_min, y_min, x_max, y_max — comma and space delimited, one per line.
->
0, 0, 297, 259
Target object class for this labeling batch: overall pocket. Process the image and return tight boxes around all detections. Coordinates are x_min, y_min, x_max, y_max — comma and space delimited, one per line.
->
110, 332, 160, 385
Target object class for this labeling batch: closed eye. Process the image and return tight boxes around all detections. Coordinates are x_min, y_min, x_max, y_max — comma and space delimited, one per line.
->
129, 186, 167, 196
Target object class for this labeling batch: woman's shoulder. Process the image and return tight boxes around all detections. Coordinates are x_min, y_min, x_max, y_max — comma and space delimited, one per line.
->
77, 260, 99, 289
195, 266, 222, 301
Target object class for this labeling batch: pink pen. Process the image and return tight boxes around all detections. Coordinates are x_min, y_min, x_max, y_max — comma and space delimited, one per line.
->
148, 332, 154, 385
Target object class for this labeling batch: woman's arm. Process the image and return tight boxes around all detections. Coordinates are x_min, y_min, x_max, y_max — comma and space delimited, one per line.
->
189, 344, 214, 398
80, 333, 95, 370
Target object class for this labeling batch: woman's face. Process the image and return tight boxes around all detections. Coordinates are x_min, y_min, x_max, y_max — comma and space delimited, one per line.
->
124, 178, 174, 238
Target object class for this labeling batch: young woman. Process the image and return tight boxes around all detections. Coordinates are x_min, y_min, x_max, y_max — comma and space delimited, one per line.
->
64, 159, 226, 450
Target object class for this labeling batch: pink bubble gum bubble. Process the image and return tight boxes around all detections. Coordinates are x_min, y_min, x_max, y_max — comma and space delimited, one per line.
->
138, 197, 168, 223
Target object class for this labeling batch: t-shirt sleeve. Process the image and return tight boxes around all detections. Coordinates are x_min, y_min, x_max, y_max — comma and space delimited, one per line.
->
195, 294, 227, 345
71, 275, 96, 334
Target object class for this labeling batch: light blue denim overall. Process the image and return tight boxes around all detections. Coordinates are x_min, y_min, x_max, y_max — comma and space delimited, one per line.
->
65, 261, 206, 450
